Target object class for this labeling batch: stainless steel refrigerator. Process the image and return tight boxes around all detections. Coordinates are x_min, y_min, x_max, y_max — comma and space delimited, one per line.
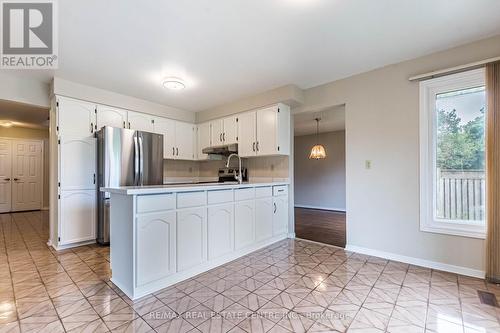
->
97, 127, 164, 244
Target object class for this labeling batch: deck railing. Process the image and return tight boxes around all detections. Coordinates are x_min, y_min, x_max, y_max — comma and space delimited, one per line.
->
436, 169, 485, 221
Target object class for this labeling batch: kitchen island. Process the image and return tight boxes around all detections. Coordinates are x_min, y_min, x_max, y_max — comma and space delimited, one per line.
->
101, 182, 289, 299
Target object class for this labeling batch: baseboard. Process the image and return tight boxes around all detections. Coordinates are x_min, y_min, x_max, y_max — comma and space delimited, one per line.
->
52, 240, 96, 251
41, 206, 49, 211
345, 244, 485, 279
295, 237, 345, 250
287, 233, 296, 239
294, 204, 346, 212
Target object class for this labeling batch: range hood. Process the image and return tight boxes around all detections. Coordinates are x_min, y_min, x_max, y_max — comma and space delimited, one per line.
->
202, 143, 238, 156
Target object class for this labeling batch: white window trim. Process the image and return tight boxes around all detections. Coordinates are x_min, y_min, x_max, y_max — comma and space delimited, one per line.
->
419, 68, 486, 239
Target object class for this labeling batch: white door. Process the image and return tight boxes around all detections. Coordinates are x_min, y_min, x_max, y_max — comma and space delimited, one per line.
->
96, 105, 128, 129
197, 122, 211, 160
256, 106, 277, 155
11, 140, 42, 212
235, 200, 255, 250
208, 203, 234, 260
154, 117, 176, 159
176, 122, 195, 160
136, 211, 176, 286
223, 116, 238, 144
60, 136, 96, 190
177, 208, 207, 272
255, 198, 273, 242
273, 196, 288, 236
238, 111, 256, 157
57, 97, 96, 138
59, 190, 96, 244
128, 111, 154, 132
0, 139, 12, 213
210, 119, 224, 146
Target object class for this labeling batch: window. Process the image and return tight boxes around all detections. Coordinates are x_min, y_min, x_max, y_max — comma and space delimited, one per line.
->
419, 68, 486, 238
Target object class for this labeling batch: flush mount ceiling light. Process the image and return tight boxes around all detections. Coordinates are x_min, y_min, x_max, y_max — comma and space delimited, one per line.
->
309, 118, 327, 160
0, 120, 14, 128
162, 77, 186, 91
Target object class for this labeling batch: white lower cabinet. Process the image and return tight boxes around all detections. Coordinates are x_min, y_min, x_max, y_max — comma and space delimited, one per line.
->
207, 203, 234, 260
273, 195, 288, 236
235, 200, 255, 250
255, 198, 273, 242
136, 211, 176, 286
177, 208, 207, 272
59, 190, 96, 245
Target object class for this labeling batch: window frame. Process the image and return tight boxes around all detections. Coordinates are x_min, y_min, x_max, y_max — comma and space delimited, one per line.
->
419, 68, 486, 239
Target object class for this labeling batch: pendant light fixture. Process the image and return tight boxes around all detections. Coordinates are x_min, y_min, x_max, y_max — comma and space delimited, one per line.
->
309, 118, 326, 159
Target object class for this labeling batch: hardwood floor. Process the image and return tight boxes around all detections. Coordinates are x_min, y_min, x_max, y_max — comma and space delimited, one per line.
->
294, 207, 346, 248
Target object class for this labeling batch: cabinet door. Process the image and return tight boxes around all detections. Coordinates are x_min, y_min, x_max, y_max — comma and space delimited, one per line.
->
177, 208, 207, 272
256, 106, 277, 156
207, 204, 234, 260
57, 97, 96, 138
0, 139, 12, 213
60, 136, 96, 190
238, 112, 256, 157
210, 119, 224, 146
60, 190, 96, 244
96, 105, 127, 129
128, 111, 154, 132
154, 117, 176, 159
197, 122, 211, 160
255, 198, 273, 242
176, 122, 195, 160
273, 196, 288, 236
136, 211, 176, 286
234, 200, 255, 250
223, 116, 238, 144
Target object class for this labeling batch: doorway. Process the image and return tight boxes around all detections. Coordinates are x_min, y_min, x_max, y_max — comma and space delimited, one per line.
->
293, 105, 346, 247
0, 99, 49, 213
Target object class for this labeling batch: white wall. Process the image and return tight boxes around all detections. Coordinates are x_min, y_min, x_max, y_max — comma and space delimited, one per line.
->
294, 131, 346, 211
293, 34, 500, 275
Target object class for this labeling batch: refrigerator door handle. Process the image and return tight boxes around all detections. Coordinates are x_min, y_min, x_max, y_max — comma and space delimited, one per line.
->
133, 135, 139, 186
138, 134, 144, 186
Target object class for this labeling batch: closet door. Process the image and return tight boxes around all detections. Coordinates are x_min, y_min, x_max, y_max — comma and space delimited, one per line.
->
0, 139, 12, 213
11, 140, 43, 212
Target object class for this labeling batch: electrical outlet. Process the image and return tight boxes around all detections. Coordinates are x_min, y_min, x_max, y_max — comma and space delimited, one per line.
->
365, 160, 372, 169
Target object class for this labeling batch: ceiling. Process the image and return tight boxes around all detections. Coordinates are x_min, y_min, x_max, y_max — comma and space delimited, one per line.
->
9, 0, 500, 112
0, 100, 49, 129
294, 105, 345, 136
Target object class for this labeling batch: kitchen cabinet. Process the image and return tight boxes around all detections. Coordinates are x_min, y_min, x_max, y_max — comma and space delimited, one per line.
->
211, 119, 224, 146
59, 136, 96, 190
273, 195, 288, 236
210, 116, 238, 146
136, 211, 176, 286
154, 117, 176, 159
197, 122, 211, 160
96, 105, 128, 129
57, 97, 96, 138
177, 207, 207, 272
255, 197, 273, 242
237, 104, 290, 157
155, 118, 195, 160
59, 189, 96, 245
207, 203, 234, 260
234, 200, 255, 250
128, 111, 154, 132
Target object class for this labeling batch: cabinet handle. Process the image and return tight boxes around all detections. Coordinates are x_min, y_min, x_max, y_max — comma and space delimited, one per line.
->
128, 122, 131, 129
90, 122, 94, 133
252, 142, 256, 152
220, 133, 223, 142
173, 147, 175, 156
274, 203, 277, 213
176, 147, 179, 156
223, 132, 225, 142
13, 178, 19, 181
256, 141, 259, 152
123, 121, 126, 128
3, 178, 10, 181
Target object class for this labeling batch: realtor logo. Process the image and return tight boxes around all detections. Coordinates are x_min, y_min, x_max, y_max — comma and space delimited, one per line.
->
1, 0, 57, 68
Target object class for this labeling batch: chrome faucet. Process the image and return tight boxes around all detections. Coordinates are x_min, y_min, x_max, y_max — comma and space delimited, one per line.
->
226, 153, 243, 184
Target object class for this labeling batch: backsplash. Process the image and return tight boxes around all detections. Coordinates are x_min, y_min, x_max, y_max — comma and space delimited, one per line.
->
163, 156, 289, 183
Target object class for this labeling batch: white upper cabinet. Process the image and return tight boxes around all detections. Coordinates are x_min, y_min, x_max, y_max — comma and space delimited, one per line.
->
176, 122, 195, 161
238, 111, 257, 157
57, 97, 96, 138
96, 105, 128, 129
210, 119, 224, 146
223, 115, 238, 144
128, 111, 154, 132
154, 117, 176, 159
197, 122, 211, 160
256, 104, 290, 156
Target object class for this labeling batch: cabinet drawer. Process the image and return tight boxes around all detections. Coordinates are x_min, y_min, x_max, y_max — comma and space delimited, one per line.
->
177, 191, 206, 208
235, 187, 255, 201
208, 189, 233, 205
255, 186, 272, 198
273, 185, 288, 196
137, 194, 175, 213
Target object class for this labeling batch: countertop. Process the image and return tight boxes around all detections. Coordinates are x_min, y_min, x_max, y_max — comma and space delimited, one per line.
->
101, 181, 289, 195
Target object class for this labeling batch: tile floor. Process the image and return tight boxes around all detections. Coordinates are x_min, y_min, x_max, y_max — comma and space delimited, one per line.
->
1, 211, 500, 332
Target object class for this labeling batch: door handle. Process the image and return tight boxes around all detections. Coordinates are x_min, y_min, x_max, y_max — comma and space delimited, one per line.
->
138, 135, 144, 186
133, 136, 139, 186
274, 203, 277, 213
3, 178, 10, 181
13, 178, 19, 181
